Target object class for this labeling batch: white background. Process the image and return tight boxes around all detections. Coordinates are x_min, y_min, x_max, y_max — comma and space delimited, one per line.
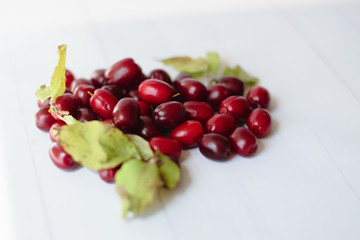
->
1, 0, 360, 239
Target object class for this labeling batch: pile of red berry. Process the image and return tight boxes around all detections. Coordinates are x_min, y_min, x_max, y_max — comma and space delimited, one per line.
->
35, 58, 272, 183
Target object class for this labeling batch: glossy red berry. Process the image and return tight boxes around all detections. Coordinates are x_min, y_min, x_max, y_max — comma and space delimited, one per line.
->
205, 113, 237, 136
183, 101, 214, 124
49, 142, 77, 170
105, 58, 142, 87
90, 69, 107, 88
75, 107, 98, 122
65, 69, 75, 88
199, 133, 231, 161
219, 96, 252, 122
124, 86, 141, 101
101, 85, 124, 100
229, 127, 258, 157
136, 101, 152, 116
176, 78, 207, 101
74, 84, 95, 106
148, 69, 172, 85
98, 165, 121, 183
112, 97, 140, 131
37, 98, 50, 108
174, 73, 191, 89
35, 107, 56, 131
247, 108, 271, 137
153, 101, 187, 129
138, 79, 174, 105
70, 78, 93, 93
246, 86, 270, 109
149, 137, 182, 160
49, 122, 66, 142
137, 116, 161, 140
206, 83, 230, 109
51, 93, 77, 121
90, 89, 118, 119
219, 76, 244, 96
170, 120, 204, 148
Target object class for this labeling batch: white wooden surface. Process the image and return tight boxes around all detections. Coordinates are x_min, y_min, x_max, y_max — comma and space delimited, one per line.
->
1, 0, 360, 239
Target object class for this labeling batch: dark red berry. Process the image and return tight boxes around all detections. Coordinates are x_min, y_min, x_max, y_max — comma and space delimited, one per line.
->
49, 142, 77, 170
89, 89, 118, 119
219, 96, 252, 122
101, 85, 124, 100
138, 79, 174, 105
37, 98, 50, 108
153, 101, 187, 129
176, 78, 206, 101
219, 76, 244, 96
229, 127, 258, 157
174, 73, 191, 89
51, 93, 77, 121
90, 69, 107, 88
205, 113, 237, 136
148, 69, 172, 85
105, 58, 142, 87
149, 137, 182, 160
65, 69, 75, 88
199, 133, 231, 161
136, 101, 152, 116
102, 118, 114, 125
74, 85, 95, 106
137, 116, 161, 140
70, 78, 93, 93
206, 83, 230, 109
170, 120, 204, 148
125, 86, 141, 101
75, 107, 98, 122
247, 108, 271, 137
35, 107, 56, 131
183, 101, 214, 124
98, 165, 121, 183
49, 121, 66, 142
112, 97, 140, 131
246, 86, 270, 109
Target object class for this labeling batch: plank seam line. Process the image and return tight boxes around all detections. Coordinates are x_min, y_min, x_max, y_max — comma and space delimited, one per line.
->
5, 44, 54, 240
273, 7, 360, 104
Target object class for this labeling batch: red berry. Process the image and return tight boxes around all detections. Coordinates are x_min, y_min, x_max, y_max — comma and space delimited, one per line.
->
101, 85, 124, 100
70, 78, 93, 93
90, 69, 107, 88
199, 133, 231, 161
136, 101, 152, 116
153, 101, 187, 129
49, 121, 66, 142
74, 85, 95, 106
149, 137, 182, 160
174, 73, 191, 89
112, 97, 140, 131
90, 89, 118, 119
124, 86, 141, 101
49, 142, 77, 170
35, 107, 56, 131
137, 116, 161, 140
229, 127, 258, 157
98, 165, 121, 183
51, 93, 77, 121
138, 79, 174, 105
105, 58, 142, 87
219, 76, 244, 96
206, 83, 230, 109
148, 69, 172, 85
176, 78, 206, 101
246, 86, 270, 109
170, 120, 204, 148
75, 107, 98, 122
65, 69, 75, 88
219, 96, 252, 122
183, 101, 214, 124
37, 98, 50, 108
205, 113, 237, 136
247, 108, 271, 137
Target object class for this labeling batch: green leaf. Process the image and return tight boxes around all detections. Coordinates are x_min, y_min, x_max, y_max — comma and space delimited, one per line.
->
126, 134, 154, 161
155, 151, 181, 189
205, 52, 220, 74
115, 159, 163, 217
58, 121, 140, 170
161, 56, 208, 76
35, 85, 52, 103
50, 44, 67, 101
222, 65, 259, 86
